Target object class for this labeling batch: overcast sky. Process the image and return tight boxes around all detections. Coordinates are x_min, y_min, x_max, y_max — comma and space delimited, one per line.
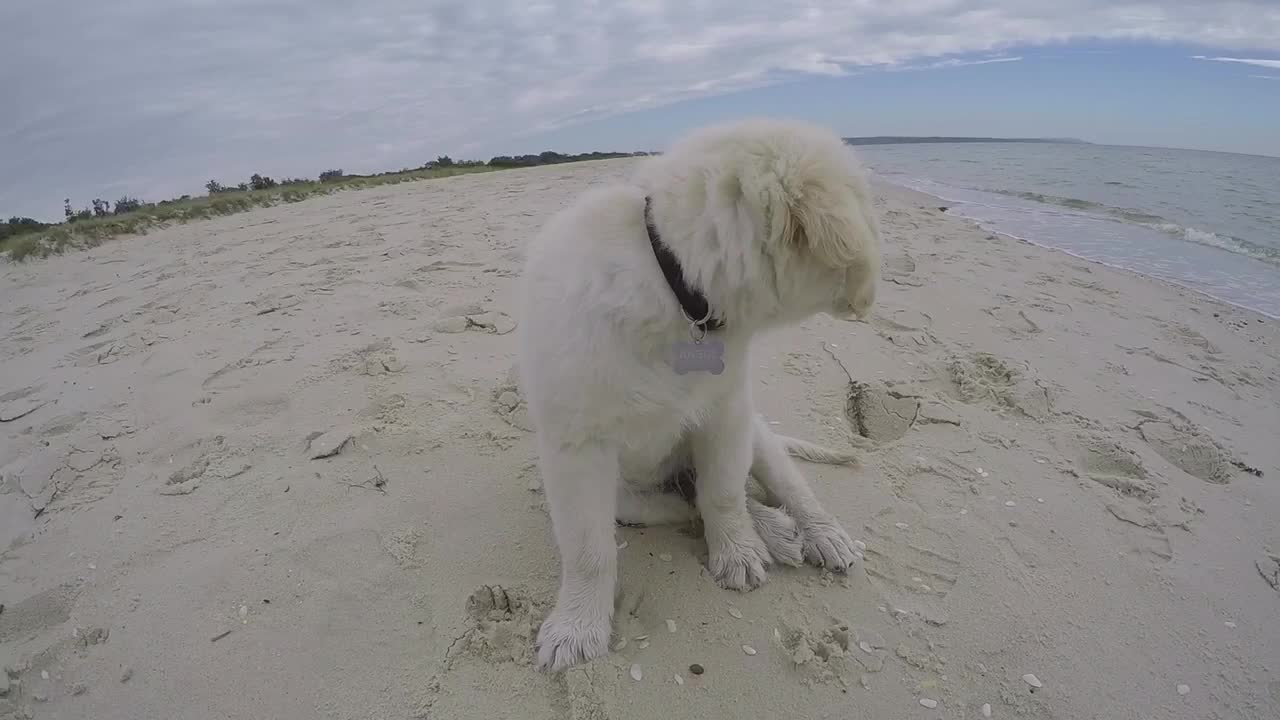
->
3, 1, 1279, 221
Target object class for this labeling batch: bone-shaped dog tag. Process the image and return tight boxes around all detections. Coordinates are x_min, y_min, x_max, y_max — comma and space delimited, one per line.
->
669, 340, 725, 375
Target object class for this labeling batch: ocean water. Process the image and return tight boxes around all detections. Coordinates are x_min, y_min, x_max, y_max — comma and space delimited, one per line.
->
852, 142, 1280, 318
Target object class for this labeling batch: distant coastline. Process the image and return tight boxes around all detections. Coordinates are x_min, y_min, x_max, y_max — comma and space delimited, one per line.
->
844, 136, 1089, 146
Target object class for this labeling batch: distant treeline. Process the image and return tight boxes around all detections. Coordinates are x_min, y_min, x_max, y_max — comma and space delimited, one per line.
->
843, 136, 1088, 145
486, 150, 645, 168
1, 216, 50, 243
2, 149, 654, 242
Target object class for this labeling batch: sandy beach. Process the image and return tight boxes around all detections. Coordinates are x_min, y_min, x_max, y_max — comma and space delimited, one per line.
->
1, 158, 1277, 720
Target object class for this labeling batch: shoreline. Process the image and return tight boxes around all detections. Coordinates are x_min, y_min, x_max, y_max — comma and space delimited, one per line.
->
1, 158, 1277, 720
8, 155, 1272, 324
869, 173, 1280, 321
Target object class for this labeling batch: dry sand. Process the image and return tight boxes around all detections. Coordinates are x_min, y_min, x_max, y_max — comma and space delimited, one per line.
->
1, 158, 1278, 719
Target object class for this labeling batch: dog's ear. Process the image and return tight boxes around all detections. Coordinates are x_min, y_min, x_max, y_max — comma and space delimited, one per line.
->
783, 186, 881, 318
782, 186, 876, 267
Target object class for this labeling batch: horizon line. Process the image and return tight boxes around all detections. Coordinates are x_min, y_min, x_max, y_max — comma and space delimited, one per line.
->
7, 136, 1279, 222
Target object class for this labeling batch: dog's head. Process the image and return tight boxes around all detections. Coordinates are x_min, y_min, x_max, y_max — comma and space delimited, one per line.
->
638, 118, 881, 331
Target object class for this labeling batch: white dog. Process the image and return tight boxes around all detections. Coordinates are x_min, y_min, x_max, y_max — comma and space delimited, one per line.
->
516, 118, 881, 672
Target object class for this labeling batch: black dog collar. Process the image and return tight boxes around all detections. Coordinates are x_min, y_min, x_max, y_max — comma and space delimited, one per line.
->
644, 196, 723, 334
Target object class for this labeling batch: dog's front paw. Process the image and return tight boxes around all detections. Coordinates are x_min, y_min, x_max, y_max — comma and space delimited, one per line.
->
535, 607, 612, 672
798, 514, 858, 572
706, 528, 771, 591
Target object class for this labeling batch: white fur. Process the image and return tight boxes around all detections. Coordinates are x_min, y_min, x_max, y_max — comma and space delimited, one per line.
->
516, 118, 882, 671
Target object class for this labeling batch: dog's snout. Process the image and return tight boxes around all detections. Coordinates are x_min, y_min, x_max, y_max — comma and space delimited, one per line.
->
830, 293, 863, 322
842, 264, 875, 322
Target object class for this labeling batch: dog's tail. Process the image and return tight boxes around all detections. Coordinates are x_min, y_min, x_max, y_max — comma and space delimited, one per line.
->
776, 434, 862, 466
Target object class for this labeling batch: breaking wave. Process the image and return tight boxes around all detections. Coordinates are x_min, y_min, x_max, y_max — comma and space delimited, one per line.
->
983, 188, 1280, 267
982, 189, 1165, 225
1143, 222, 1280, 267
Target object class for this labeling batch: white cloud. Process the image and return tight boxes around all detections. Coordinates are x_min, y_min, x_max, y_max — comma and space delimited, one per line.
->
1251, 74, 1280, 80
4, 1, 1280, 219
1193, 55, 1280, 69
907, 56, 1024, 70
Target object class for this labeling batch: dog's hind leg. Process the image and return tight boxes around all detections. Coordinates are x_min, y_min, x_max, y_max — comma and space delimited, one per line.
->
750, 415, 859, 572
746, 498, 803, 566
629, 462, 803, 565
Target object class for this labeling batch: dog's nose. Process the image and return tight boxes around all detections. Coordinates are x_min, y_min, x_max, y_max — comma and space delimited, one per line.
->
833, 290, 875, 323
831, 297, 863, 322
843, 265, 876, 322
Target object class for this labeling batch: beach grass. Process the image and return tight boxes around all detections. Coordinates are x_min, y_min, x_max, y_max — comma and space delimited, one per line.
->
1, 163, 507, 261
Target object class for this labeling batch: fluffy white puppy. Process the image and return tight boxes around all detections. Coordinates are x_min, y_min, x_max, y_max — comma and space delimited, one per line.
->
516, 118, 881, 671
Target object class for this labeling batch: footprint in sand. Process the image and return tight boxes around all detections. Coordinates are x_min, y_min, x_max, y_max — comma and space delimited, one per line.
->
491, 366, 533, 432
1026, 294, 1075, 315
324, 339, 394, 376
1026, 272, 1066, 290
845, 381, 920, 443
415, 585, 551, 717
246, 292, 302, 316
777, 617, 892, 688
1068, 276, 1121, 300
0, 385, 50, 423
881, 252, 923, 287
48, 448, 124, 517
65, 337, 139, 368
157, 436, 251, 496
1074, 434, 1157, 499
860, 518, 960, 626
218, 391, 291, 425
884, 454, 983, 510
944, 352, 1053, 419
417, 259, 487, 273
783, 351, 824, 379
1257, 551, 1280, 592
0, 334, 39, 361
1187, 400, 1244, 428
1066, 433, 1178, 561
1103, 503, 1175, 562
130, 298, 182, 327
1115, 344, 1237, 393
382, 527, 426, 569
1136, 420, 1234, 485
946, 352, 1018, 399
982, 302, 1042, 338
81, 317, 120, 339
1158, 320, 1222, 358
358, 347, 407, 377
431, 302, 516, 335
201, 339, 298, 392
870, 308, 937, 349
36, 411, 87, 438
0, 580, 81, 644
455, 585, 546, 664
